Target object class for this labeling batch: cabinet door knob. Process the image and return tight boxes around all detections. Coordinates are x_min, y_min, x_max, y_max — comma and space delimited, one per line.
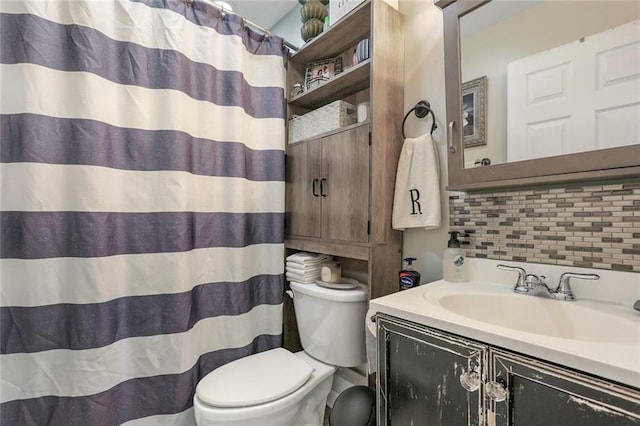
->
320, 178, 327, 197
485, 381, 508, 402
312, 179, 319, 197
459, 370, 481, 392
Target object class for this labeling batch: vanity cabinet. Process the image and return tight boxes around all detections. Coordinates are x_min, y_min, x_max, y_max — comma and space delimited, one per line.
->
376, 314, 640, 425
286, 124, 370, 243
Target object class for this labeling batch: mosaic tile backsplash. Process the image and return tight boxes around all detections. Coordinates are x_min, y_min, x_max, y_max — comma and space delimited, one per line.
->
449, 182, 640, 272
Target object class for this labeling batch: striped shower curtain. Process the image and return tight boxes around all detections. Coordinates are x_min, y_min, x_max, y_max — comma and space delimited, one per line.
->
0, 0, 287, 424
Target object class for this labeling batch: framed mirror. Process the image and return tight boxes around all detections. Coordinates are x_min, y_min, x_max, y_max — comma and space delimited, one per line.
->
439, 0, 640, 191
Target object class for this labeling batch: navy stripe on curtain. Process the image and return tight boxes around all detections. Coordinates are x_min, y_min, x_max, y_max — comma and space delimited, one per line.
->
1, 275, 283, 354
1, 114, 285, 181
2, 211, 283, 258
0, 0, 287, 424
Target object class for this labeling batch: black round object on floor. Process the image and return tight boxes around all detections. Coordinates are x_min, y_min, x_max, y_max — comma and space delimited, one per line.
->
330, 385, 376, 426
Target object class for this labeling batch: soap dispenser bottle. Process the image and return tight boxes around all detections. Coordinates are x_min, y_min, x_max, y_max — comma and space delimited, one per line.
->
399, 257, 421, 291
443, 231, 467, 282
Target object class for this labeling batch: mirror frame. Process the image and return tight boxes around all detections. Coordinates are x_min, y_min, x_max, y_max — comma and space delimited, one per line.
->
438, 0, 640, 191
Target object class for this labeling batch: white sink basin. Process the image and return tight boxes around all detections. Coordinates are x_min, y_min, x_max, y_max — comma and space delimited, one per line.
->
436, 292, 637, 343
420, 282, 640, 347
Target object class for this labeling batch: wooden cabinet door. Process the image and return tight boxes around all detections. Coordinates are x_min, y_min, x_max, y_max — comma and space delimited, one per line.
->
320, 125, 370, 242
285, 140, 321, 238
377, 314, 488, 426
490, 349, 640, 426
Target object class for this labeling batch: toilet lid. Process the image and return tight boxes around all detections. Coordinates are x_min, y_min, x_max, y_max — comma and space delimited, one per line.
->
196, 348, 314, 408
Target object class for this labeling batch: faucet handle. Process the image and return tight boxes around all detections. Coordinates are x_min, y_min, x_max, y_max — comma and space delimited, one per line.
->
497, 264, 528, 293
554, 272, 600, 301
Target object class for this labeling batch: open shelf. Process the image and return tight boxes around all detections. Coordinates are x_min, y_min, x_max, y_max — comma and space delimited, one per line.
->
290, 0, 371, 64
288, 60, 370, 109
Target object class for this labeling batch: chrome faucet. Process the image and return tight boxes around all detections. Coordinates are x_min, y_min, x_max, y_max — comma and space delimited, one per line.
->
497, 264, 552, 295
553, 272, 600, 301
497, 264, 599, 301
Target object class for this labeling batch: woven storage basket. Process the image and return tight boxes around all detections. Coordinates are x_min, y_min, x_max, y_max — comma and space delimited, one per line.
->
288, 100, 357, 143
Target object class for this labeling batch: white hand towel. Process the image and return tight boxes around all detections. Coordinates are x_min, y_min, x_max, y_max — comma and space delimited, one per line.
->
286, 262, 322, 274
286, 252, 332, 265
286, 272, 318, 284
286, 252, 315, 262
285, 268, 321, 279
392, 133, 441, 230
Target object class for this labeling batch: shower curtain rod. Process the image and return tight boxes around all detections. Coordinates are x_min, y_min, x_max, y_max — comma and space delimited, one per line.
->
189, 0, 299, 52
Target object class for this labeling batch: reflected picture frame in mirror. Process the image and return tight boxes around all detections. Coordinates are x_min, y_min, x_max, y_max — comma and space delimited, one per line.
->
462, 75, 486, 148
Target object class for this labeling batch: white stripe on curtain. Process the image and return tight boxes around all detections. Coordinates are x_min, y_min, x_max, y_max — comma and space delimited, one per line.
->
2, 64, 285, 151
1, 244, 284, 306
0, 0, 287, 423
2, 164, 285, 213
0, 0, 285, 87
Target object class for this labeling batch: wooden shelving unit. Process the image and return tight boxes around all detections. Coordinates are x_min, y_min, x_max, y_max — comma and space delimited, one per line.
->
283, 0, 405, 352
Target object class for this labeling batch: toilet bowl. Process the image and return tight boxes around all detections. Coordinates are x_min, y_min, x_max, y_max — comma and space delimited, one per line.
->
194, 350, 334, 426
193, 281, 368, 426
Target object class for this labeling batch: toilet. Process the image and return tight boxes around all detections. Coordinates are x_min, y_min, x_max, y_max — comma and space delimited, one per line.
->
193, 280, 369, 426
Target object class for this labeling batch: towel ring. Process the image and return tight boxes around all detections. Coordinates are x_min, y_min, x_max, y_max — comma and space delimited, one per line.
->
402, 100, 437, 139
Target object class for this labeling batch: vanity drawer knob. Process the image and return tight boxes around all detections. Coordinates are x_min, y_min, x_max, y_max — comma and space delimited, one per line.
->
459, 370, 481, 392
485, 381, 509, 402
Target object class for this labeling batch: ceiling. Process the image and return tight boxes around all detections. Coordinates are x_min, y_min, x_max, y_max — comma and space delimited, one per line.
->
223, 0, 299, 30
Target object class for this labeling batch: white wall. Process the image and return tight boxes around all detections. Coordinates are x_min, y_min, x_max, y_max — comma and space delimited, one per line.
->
398, 0, 452, 284
271, 3, 304, 49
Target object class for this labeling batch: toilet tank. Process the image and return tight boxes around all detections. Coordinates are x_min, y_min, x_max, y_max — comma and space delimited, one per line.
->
290, 281, 368, 367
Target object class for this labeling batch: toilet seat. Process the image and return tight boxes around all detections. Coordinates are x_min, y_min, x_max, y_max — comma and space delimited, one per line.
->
196, 348, 314, 408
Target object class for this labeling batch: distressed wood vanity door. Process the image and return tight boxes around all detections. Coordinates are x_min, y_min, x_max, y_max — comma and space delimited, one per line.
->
490, 349, 640, 425
377, 314, 488, 426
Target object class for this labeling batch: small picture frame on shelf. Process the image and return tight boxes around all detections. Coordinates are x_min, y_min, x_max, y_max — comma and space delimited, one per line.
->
304, 57, 343, 90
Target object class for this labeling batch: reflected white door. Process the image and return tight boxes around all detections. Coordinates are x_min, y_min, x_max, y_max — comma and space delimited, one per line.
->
507, 20, 640, 162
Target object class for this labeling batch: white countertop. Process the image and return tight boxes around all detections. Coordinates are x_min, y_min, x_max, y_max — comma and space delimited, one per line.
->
368, 259, 640, 389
